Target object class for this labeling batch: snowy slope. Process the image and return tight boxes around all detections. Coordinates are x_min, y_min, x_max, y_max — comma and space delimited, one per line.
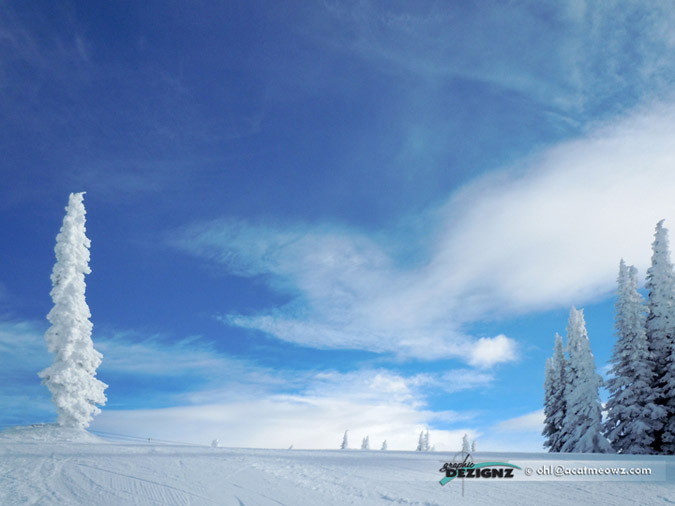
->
1, 426, 674, 506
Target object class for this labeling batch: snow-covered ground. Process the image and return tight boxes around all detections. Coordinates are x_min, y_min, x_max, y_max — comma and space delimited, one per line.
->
1, 425, 674, 505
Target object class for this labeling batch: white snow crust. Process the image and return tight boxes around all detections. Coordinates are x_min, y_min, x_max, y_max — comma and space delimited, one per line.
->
1, 425, 673, 505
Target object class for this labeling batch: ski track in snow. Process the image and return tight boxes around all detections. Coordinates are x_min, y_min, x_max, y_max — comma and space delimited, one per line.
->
1, 439, 674, 505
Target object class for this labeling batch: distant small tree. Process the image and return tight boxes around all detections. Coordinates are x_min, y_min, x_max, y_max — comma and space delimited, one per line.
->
381, 440, 388, 450
416, 431, 424, 451
471, 440, 477, 453
361, 436, 370, 450
416, 430, 430, 451
340, 430, 349, 449
38, 192, 107, 428
462, 434, 470, 453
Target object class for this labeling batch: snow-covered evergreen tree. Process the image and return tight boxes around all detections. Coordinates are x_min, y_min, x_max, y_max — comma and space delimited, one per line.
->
645, 220, 675, 453
340, 430, 349, 449
38, 192, 107, 428
471, 440, 477, 453
543, 357, 558, 449
559, 307, 612, 453
415, 431, 424, 451
361, 436, 370, 450
664, 351, 675, 453
605, 261, 665, 454
462, 433, 470, 453
415, 430, 430, 451
381, 440, 387, 450
543, 333, 567, 452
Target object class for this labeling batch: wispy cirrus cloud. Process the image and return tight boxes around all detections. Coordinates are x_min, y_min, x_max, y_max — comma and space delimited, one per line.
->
313, 0, 675, 117
176, 101, 675, 365
478, 409, 546, 452
177, 219, 517, 364
493, 410, 545, 433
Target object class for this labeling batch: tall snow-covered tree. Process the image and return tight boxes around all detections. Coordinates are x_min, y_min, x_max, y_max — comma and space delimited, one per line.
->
340, 430, 349, 449
462, 433, 470, 453
38, 192, 107, 428
471, 440, 477, 453
543, 333, 566, 452
381, 440, 388, 451
645, 220, 675, 453
559, 307, 612, 453
605, 261, 664, 454
361, 436, 370, 450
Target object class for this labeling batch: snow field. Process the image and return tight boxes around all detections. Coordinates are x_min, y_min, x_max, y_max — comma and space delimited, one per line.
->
1, 428, 674, 506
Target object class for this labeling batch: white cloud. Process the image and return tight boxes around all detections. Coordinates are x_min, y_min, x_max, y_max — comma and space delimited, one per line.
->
91, 396, 476, 451
493, 410, 545, 433
470, 409, 546, 452
99, 336, 499, 451
468, 336, 518, 368
90, 366, 479, 451
176, 100, 675, 365
0, 321, 50, 374
437, 369, 494, 394
425, 102, 675, 318
0, 321, 54, 424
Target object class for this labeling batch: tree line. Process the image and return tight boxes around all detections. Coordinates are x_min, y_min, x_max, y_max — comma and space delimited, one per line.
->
544, 220, 675, 454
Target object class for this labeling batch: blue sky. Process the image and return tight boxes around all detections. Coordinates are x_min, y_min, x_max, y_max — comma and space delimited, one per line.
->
3, 0, 675, 451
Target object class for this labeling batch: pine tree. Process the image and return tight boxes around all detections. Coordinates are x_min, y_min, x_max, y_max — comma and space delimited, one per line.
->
38, 192, 107, 428
381, 440, 387, 450
471, 440, 477, 453
645, 220, 675, 453
415, 430, 430, 451
605, 261, 665, 453
559, 307, 612, 453
543, 357, 558, 449
361, 436, 370, 450
664, 346, 675, 453
543, 333, 567, 452
340, 430, 349, 449
462, 433, 470, 453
